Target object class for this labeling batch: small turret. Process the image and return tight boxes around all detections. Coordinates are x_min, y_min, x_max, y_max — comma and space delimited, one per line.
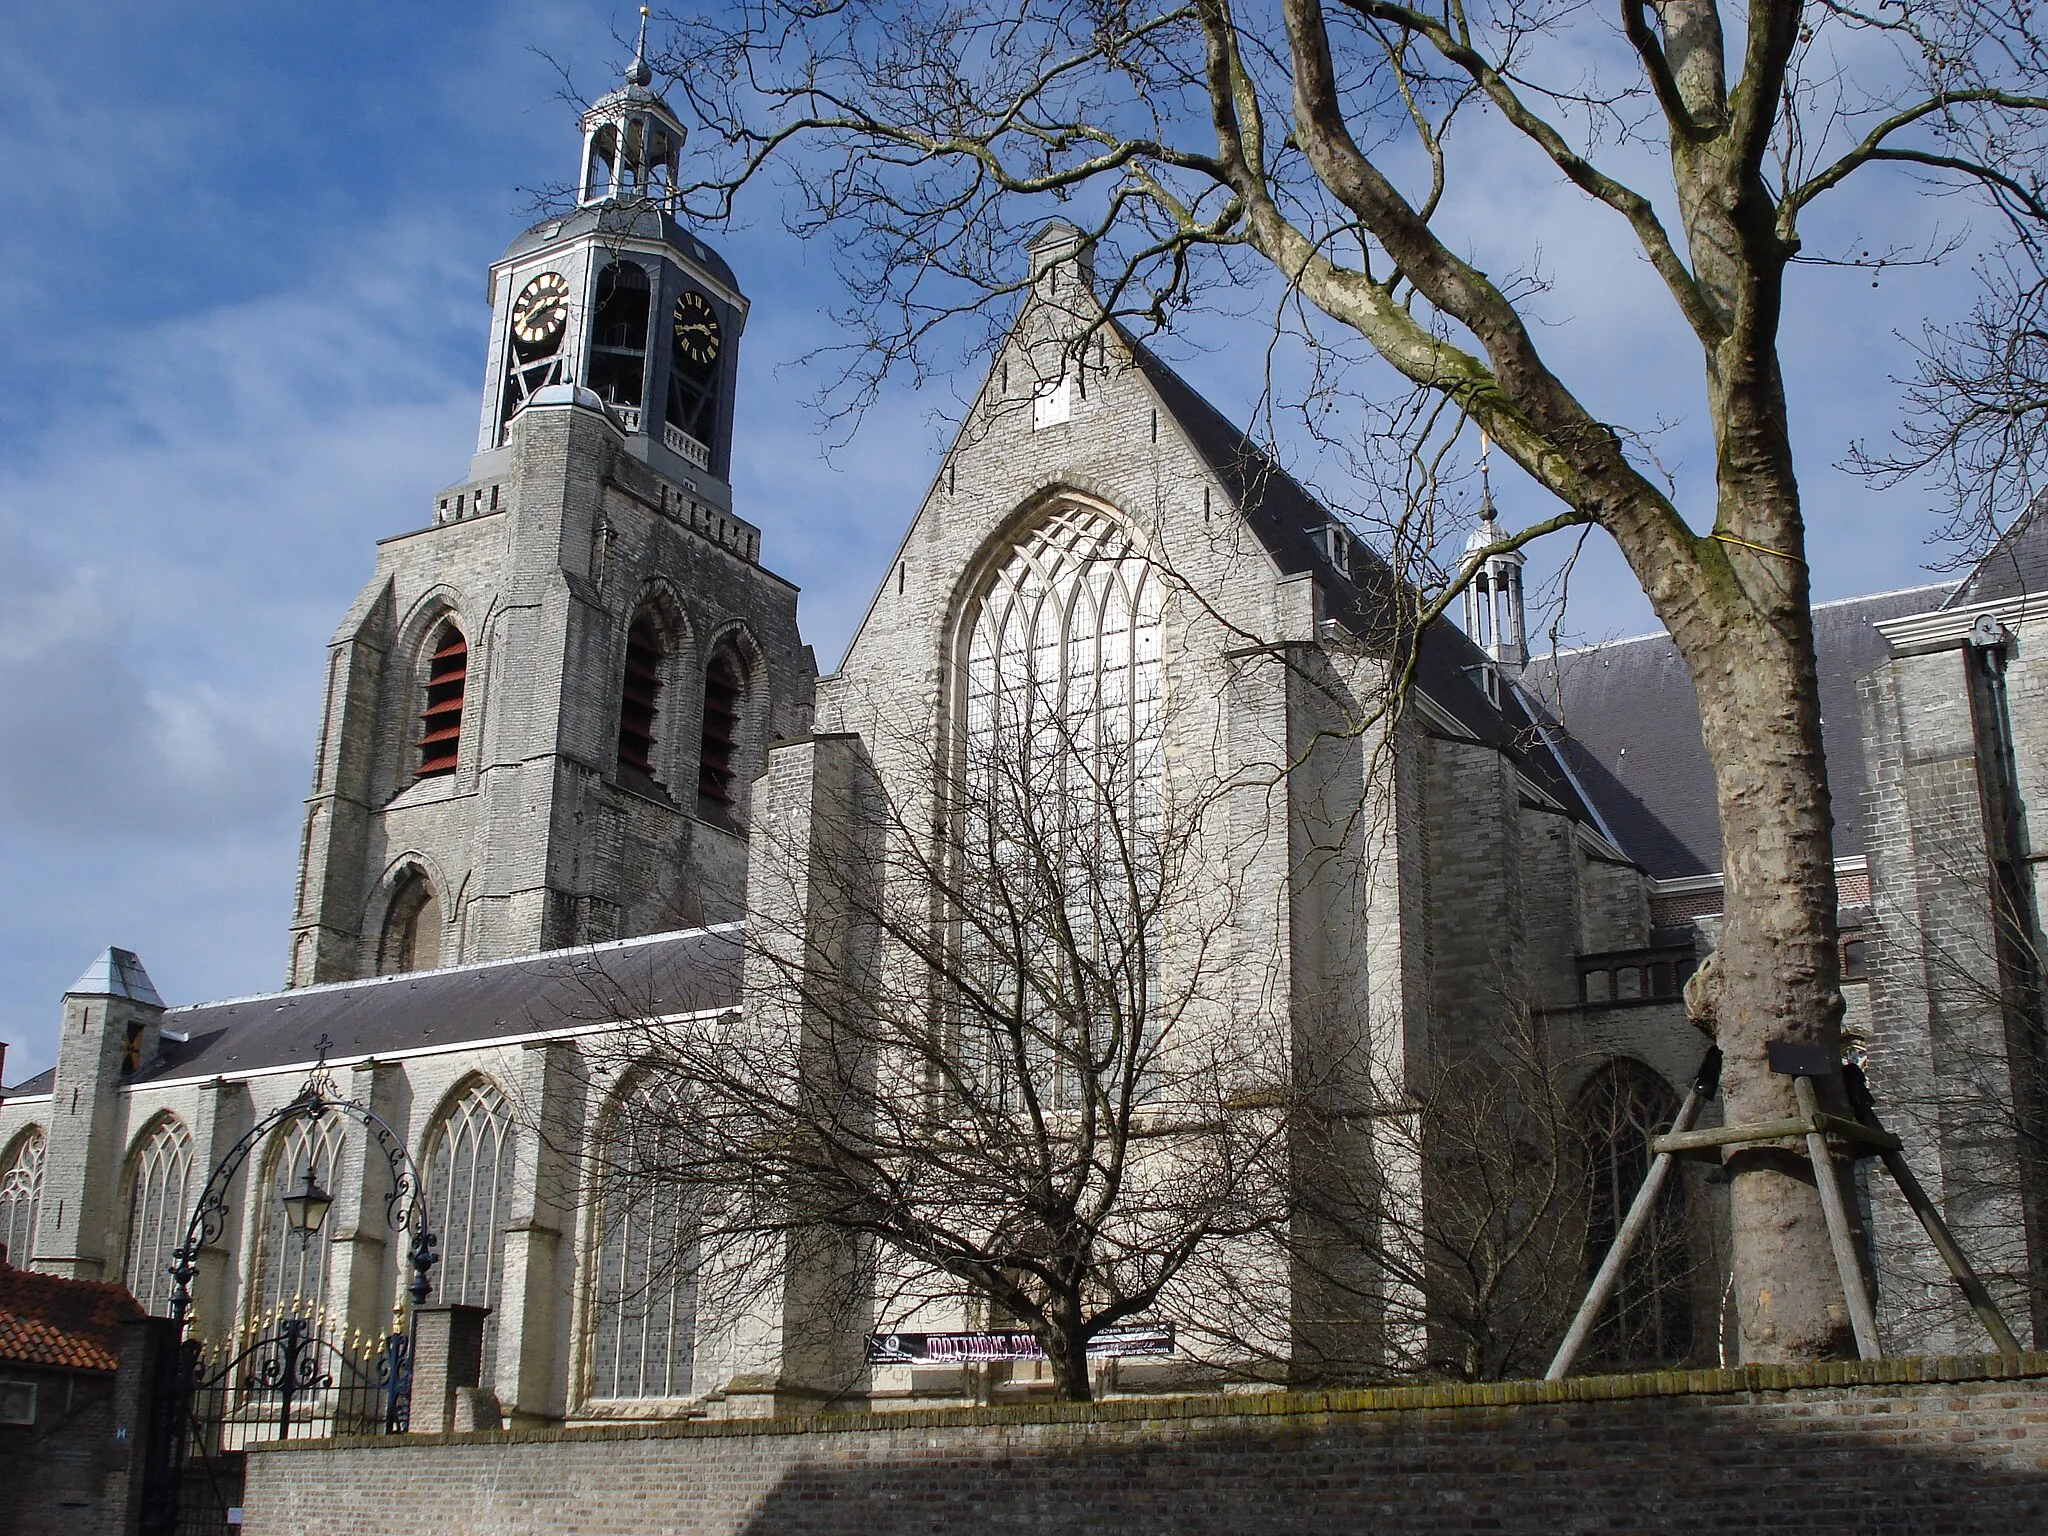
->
34, 948, 166, 1279
1461, 440, 1527, 671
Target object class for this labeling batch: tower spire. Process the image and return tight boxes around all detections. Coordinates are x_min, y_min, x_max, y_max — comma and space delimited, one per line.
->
1478, 428, 1496, 523
626, 6, 652, 88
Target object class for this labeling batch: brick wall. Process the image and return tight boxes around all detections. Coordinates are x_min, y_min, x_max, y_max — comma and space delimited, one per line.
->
247, 1353, 2048, 1535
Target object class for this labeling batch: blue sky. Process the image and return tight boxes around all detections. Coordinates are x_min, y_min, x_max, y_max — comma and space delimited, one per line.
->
0, 4, 1983, 1081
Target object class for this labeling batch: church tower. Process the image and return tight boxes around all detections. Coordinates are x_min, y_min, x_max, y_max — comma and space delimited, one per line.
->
286, 30, 813, 986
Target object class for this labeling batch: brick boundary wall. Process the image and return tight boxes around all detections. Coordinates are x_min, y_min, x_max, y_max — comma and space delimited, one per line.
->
246, 1352, 2048, 1535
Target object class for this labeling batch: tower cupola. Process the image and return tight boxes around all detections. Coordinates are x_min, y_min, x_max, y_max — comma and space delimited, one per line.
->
576, 9, 688, 209
1461, 444, 1527, 671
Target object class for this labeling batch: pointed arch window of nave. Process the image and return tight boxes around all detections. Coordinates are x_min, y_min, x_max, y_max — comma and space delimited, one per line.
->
586, 1076, 699, 1402
247, 1114, 346, 1337
123, 1118, 194, 1318
424, 1078, 516, 1385
0, 1129, 44, 1270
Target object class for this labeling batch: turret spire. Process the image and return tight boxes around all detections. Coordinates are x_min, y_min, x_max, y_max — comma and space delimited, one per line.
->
626, 6, 653, 88
1462, 428, 1527, 673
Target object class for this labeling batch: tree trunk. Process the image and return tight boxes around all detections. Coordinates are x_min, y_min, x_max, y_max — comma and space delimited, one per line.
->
1043, 1312, 1095, 1401
1677, 587, 1855, 1361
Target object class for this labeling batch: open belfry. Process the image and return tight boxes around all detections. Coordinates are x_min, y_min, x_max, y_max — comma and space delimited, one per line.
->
1, 20, 2042, 1458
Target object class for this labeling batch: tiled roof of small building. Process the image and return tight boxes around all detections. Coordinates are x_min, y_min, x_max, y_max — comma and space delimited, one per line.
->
0, 1260, 144, 1372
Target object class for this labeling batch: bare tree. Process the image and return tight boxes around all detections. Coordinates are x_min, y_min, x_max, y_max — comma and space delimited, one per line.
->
573, 669, 1310, 1403
626, 0, 2048, 1361
1851, 246, 2048, 565
1273, 1000, 1707, 1384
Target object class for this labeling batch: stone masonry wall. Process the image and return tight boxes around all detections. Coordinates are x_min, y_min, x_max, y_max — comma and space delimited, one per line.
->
246, 1353, 2048, 1536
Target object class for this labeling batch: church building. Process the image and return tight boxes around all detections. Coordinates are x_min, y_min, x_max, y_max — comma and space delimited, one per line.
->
1, 40, 2040, 1426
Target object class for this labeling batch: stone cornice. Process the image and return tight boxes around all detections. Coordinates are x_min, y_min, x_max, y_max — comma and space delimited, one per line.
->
1875, 593, 2048, 655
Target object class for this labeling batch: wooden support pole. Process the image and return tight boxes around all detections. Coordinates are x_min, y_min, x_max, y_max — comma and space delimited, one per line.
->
1792, 1075, 1882, 1361
1841, 1066, 2022, 1361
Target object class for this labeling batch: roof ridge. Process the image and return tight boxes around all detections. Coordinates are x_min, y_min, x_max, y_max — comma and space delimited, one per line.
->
164, 922, 743, 1016
1528, 581, 1956, 662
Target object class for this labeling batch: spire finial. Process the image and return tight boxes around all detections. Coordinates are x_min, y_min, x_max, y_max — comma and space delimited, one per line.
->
1478, 428, 1497, 523
626, 6, 653, 87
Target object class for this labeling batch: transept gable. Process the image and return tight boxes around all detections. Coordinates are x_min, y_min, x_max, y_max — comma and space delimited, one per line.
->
823, 239, 1596, 836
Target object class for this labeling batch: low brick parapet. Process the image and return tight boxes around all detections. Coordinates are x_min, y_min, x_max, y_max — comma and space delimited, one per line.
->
246, 1351, 2048, 1534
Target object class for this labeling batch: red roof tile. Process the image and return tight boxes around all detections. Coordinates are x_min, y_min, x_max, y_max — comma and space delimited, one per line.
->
0, 1260, 146, 1372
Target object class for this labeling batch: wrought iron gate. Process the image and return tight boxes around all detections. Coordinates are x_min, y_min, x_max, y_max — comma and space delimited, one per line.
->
142, 1316, 412, 1536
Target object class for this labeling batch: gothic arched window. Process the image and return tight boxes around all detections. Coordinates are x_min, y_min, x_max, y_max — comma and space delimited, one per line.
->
249, 1115, 345, 1331
588, 261, 651, 416
378, 870, 443, 976
122, 1118, 193, 1316
425, 1079, 516, 1382
1579, 1061, 1693, 1369
697, 646, 745, 807
586, 1078, 699, 1402
955, 504, 1164, 1104
417, 621, 467, 778
963, 503, 1164, 818
0, 1129, 44, 1269
618, 614, 665, 777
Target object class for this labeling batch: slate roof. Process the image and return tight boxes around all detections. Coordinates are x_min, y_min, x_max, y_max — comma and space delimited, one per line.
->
0, 1260, 144, 1372
1519, 585, 1952, 878
118, 926, 742, 1086
67, 947, 163, 1006
1944, 494, 2048, 608
1122, 334, 1593, 823
501, 201, 738, 292
3, 1067, 54, 1097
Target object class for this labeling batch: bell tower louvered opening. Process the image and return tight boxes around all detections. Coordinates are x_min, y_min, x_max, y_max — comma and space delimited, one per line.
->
618, 616, 664, 776
697, 651, 741, 804
417, 621, 467, 778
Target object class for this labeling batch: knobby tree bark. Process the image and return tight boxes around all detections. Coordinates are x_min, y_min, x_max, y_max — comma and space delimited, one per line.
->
640, 0, 2048, 1360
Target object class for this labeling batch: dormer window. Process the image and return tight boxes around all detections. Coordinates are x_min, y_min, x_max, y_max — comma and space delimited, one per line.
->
698, 650, 743, 805
418, 622, 467, 778
618, 616, 665, 776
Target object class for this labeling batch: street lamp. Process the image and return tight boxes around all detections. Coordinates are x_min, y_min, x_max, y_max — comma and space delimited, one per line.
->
280, 1165, 333, 1244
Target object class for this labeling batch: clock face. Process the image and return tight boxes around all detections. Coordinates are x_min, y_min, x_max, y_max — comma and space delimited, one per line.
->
511, 272, 570, 347
672, 292, 721, 371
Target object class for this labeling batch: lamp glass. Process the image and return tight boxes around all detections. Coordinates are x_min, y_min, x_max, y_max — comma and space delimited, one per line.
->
281, 1164, 333, 1240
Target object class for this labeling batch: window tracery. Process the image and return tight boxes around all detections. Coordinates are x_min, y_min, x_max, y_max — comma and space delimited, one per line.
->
424, 1079, 516, 1382
122, 1118, 193, 1317
1579, 1060, 1693, 1369
249, 1115, 345, 1330
0, 1130, 44, 1269
956, 504, 1164, 1106
586, 1078, 698, 1401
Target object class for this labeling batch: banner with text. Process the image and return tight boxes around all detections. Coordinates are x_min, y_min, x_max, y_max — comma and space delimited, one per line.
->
865, 1322, 1174, 1365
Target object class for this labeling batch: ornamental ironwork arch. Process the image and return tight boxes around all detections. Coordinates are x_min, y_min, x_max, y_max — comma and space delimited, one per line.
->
166, 1035, 439, 1333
